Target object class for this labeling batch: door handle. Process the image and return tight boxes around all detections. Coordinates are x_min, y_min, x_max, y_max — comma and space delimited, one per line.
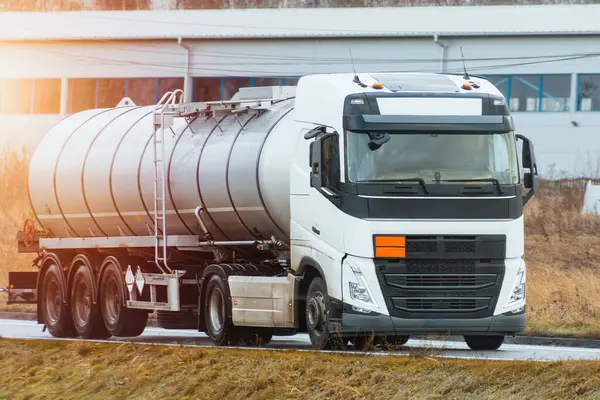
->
312, 226, 320, 235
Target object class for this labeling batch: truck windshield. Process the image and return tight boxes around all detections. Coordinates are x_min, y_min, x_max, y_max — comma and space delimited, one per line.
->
346, 131, 520, 185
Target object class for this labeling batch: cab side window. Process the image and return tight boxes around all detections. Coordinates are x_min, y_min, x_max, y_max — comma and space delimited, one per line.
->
321, 134, 341, 193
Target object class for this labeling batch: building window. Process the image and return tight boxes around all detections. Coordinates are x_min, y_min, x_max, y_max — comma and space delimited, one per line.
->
193, 78, 220, 102
33, 79, 61, 114
284, 77, 301, 86
157, 78, 184, 103
128, 78, 157, 106
68, 77, 184, 113
0, 79, 61, 114
578, 74, 600, 111
254, 78, 282, 87
222, 78, 251, 100
486, 74, 570, 112
97, 78, 127, 108
68, 79, 97, 114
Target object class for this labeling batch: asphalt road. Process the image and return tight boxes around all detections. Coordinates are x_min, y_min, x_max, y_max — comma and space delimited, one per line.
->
2, 319, 600, 362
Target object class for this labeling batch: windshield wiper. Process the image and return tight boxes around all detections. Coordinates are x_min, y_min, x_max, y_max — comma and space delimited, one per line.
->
375, 178, 429, 195
440, 178, 504, 195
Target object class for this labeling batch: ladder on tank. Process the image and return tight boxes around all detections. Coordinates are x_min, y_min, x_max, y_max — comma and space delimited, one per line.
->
150, 88, 295, 273
152, 89, 184, 274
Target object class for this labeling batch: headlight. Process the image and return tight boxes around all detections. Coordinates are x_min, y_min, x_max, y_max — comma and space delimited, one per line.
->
506, 263, 526, 306
346, 260, 378, 307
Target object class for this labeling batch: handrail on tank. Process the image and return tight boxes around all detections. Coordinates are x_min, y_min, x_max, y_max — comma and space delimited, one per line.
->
154, 89, 184, 114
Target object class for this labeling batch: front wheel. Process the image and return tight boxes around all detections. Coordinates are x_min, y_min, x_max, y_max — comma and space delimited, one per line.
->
306, 277, 343, 350
464, 335, 505, 350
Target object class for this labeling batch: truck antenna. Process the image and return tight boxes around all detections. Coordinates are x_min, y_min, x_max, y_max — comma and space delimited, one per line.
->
460, 46, 470, 80
349, 49, 367, 88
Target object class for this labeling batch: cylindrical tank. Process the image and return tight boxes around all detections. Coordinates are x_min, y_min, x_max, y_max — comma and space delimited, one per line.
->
28, 99, 296, 243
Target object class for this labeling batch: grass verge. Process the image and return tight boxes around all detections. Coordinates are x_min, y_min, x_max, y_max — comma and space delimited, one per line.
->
1, 339, 600, 399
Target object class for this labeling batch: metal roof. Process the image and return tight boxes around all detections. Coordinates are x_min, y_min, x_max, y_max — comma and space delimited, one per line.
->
1, 5, 600, 41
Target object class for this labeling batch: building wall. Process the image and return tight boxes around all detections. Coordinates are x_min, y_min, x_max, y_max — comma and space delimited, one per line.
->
1, 35, 600, 177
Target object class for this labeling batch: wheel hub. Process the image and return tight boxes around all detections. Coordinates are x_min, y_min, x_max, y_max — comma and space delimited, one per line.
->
307, 292, 326, 334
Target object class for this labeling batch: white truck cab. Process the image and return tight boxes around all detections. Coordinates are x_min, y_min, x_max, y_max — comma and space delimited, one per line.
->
290, 72, 536, 350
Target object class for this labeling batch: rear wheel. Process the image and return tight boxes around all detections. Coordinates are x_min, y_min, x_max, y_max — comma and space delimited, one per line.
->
100, 260, 148, 337
41, 264, 77, 338
70, 264, 110, 339
464, 335, 505, 350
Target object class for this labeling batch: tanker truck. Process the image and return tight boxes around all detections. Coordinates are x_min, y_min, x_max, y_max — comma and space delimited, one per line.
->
5, 72, 538, 351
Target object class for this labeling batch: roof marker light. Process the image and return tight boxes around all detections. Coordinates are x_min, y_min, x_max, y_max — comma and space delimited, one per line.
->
372, 82, 383, 89
351, 98, 365, 105
494, 99, 506, 106
461, 82, 473, 90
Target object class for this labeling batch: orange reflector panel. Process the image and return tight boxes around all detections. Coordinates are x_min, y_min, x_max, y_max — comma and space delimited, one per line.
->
375, 247, 406, 258
375, 236, 405, 247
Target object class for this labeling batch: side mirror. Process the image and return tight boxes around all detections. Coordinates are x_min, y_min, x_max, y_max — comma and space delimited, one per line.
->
516, 134, 539, 205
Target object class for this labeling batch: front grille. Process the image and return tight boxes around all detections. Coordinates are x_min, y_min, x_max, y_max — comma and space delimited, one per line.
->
406, 241, 438, 253
406, 259, 475, 274
403, 235, 506, 259
444, 241, 476, 253
376, 256, 505, 319
392, 298, 489, 313
386, 273, 496, 289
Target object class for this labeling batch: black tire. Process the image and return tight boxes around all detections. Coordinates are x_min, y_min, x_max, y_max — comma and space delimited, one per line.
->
464, 335, 505, 350
203, 274, 241, 346
70, 264, 110, 339
306, 277, 342, 350
41, 264, 77, 338
100, 261, 148, 337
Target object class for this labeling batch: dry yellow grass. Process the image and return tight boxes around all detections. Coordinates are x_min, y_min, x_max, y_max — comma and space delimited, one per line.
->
1, 150, 600, 337
1, 339, 600, 399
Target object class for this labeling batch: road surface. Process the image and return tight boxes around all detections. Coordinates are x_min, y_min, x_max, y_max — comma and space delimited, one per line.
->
2, 319, 600, 362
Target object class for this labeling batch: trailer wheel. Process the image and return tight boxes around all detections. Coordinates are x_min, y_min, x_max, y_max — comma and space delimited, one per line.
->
70, 265, 110, 339
100, 261, 148, 337
203, 274, 240, 346
41, 264, 77, 338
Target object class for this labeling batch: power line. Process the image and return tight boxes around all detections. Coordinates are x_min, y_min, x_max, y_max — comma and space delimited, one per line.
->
37, 46, 600, 77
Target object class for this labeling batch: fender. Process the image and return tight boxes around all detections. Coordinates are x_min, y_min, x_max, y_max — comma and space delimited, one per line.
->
67, 254, 99, 305
97, 256, 128, 307
35, 253, 67, 323
296, 256, 326, 281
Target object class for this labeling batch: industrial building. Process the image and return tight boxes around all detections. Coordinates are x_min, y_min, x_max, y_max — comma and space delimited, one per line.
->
1, 4, 600, 178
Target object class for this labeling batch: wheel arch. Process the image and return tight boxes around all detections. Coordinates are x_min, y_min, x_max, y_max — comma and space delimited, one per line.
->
295, 257, 326, 333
